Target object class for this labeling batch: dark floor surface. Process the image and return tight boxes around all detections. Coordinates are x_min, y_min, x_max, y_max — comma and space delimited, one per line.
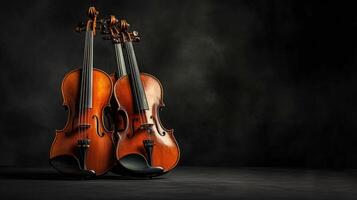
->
0, 166, 356, 200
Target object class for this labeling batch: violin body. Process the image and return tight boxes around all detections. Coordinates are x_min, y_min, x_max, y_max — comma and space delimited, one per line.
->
109, 74, 127, 133
114, 73, 180, 172
50, 68, 115, 176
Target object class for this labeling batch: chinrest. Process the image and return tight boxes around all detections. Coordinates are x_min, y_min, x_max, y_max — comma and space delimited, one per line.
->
49, 155, 96, 179
115, 154, 164, 177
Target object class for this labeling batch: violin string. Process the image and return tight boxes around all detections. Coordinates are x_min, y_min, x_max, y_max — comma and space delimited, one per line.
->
131, 42, 144, 125
85, 30, 89, 140
89, 28, 94, 140
84, 29, 90, 141
91, 27, 97, 169
118, 43, 128, 76
127, 40, 153, 150
125, 42, 139, 121
79, 28, 88, 142
81, 30, 86, 142
86, 30, 90, 140
126, 42, 143, 126
114, 44, 122, 77
86, 28, 93, 140
84, 28, 90, 141
129, 41, 149, 140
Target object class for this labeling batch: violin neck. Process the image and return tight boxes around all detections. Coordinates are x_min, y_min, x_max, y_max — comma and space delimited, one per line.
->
80, 29, 94, 109
124, 41, 149, 112
114, 43, 127, 77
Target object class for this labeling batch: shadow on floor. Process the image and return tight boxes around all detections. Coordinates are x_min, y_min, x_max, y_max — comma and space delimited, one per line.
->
0, 166, 164, 181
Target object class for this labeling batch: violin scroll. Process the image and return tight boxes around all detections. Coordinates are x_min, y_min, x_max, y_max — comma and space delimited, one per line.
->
87, 6, 98, 34
75, 6, 100, 34
101, 16, 140, 44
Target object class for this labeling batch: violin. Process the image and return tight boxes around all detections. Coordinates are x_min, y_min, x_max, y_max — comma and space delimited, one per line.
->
49, 6, 115, 177
102, 16, 129, 135
107, 19, 180, 176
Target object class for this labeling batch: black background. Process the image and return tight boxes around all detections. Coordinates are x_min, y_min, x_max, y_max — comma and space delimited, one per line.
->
0, 0, 357, 168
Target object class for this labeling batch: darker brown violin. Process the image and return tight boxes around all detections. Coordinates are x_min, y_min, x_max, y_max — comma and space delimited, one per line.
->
103, 16, 129, 135
106, 18, 180, 176
49, 7, 115, 177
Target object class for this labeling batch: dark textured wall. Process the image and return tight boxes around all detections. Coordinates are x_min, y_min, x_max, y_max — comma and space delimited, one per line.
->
0, 0, 356, 168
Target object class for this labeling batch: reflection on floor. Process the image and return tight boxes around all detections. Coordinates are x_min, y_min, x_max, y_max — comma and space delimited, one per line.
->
0, 166, 356, 200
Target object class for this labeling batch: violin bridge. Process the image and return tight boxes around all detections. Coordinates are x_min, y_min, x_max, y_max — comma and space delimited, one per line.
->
139, 123, 154, 131
78, 124, 91, 130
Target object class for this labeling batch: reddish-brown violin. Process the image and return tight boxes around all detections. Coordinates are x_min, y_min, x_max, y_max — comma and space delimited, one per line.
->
49, 7, 115, 177
106, 19, 180, 176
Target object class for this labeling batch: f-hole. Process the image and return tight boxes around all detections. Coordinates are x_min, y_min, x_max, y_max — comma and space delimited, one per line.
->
127, 117, 138, 139
93, 115, 104, 137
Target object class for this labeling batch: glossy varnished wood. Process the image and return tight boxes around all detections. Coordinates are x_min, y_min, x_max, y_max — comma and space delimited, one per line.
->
50, 68, 115, 175
109, 74, 127, 134
114, 73, 180, 172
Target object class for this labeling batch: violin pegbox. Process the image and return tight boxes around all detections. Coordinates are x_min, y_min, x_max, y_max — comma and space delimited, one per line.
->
118, 19, 140, 43
74, 6, 101, 35
101, 16, 140, 44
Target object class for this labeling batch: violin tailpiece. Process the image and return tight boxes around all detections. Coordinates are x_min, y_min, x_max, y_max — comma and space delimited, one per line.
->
143, 140, 154, 166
